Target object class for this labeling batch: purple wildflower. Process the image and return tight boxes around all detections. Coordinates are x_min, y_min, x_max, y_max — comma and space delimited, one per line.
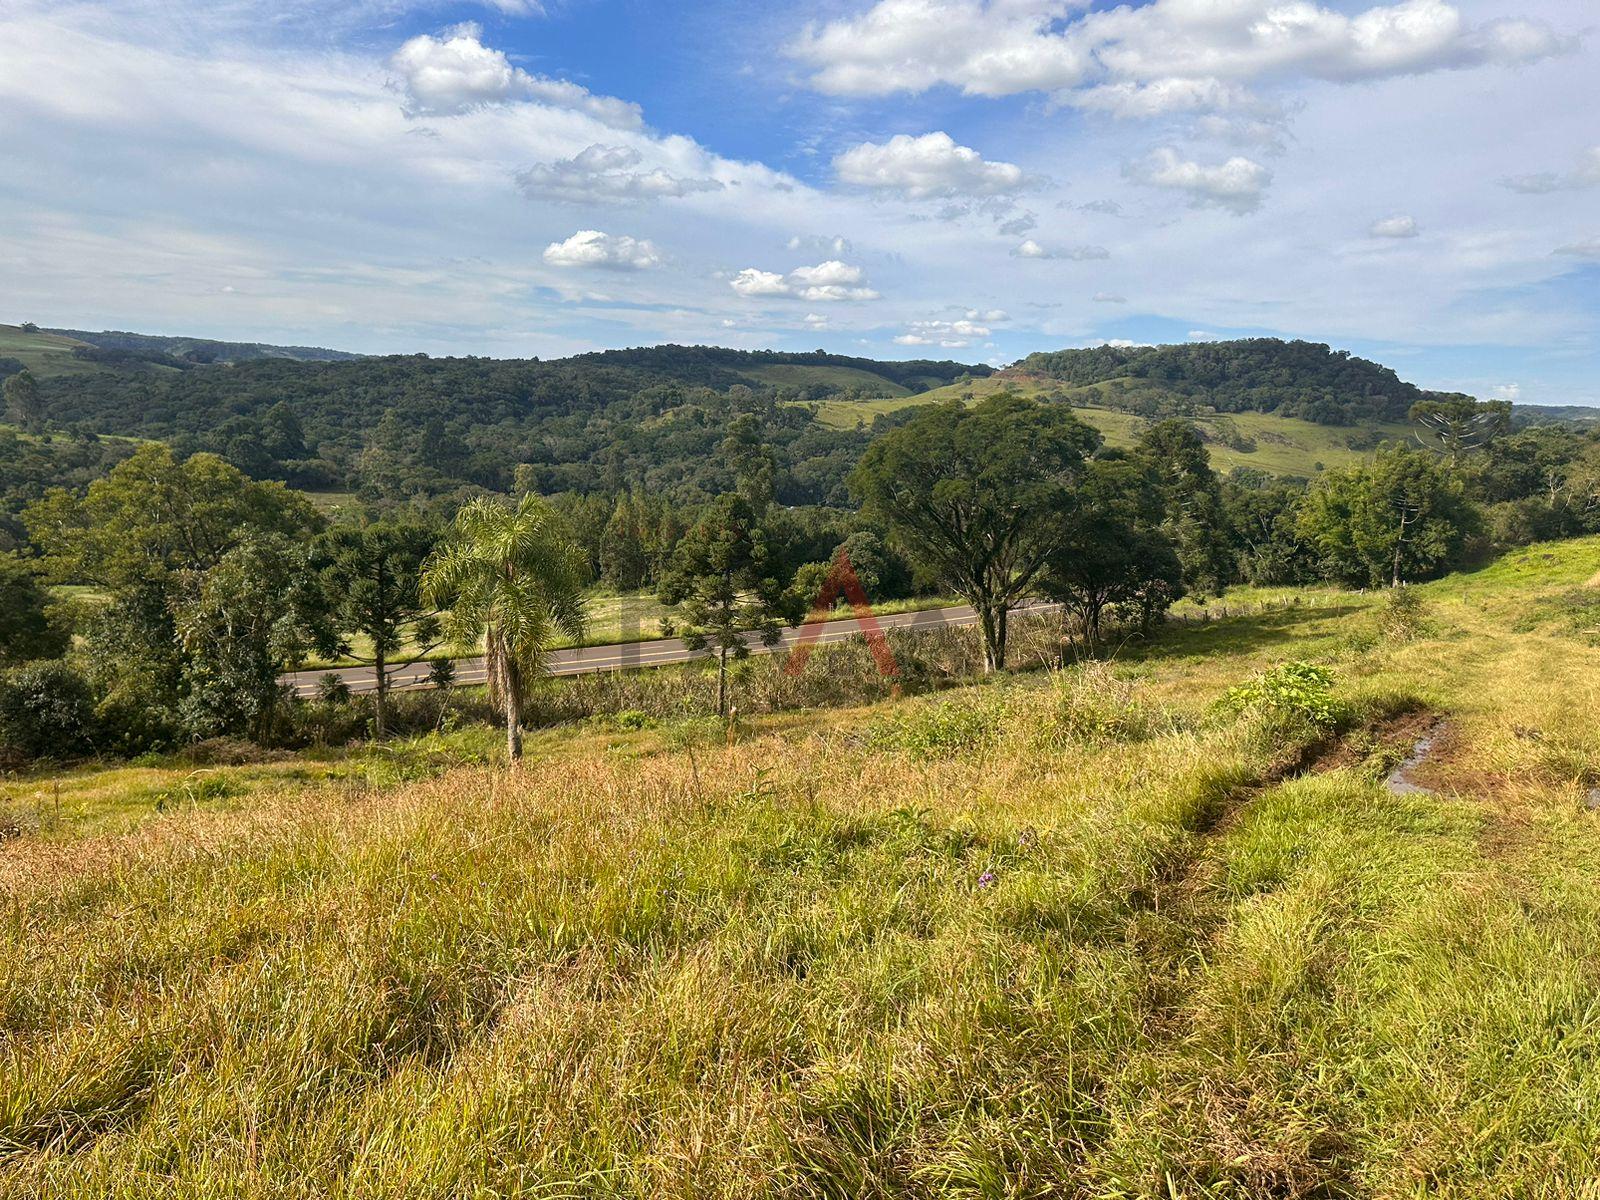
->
977, 870, 996, 889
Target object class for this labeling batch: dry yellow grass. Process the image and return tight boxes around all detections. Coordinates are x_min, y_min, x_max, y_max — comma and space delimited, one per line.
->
5, 538, 1600, 1196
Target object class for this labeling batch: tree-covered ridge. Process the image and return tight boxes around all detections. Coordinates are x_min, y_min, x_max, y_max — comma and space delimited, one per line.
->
1013, 338, 1430, 425
37, 353, 890, 505
569, 344, 992, 393
44, 327, 363, 365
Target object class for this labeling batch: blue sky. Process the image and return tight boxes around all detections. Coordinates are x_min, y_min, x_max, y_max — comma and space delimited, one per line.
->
1, 0, 1597, 405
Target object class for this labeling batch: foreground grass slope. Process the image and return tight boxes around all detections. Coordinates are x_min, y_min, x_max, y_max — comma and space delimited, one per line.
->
4, 540, 1600, 1196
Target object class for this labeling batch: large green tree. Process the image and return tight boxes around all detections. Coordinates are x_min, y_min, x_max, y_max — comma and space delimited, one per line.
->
1039, 459, 1184, 653
3, 369, 44, 432
1298, 448, 1484, 586
849, 395, 1099, 671
1223, 470, 1316, 586
0, 553, 69, 665
314, 522, 441, 739
23, 442, 320, 586
1134, 419, 1233, 597
659, 494, 799, 717
176, 536, 336, 743
422, 495, 587, 762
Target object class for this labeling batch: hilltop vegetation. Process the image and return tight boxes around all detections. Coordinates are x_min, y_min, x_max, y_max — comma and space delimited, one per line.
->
17, 341, 985, 505
5, 326, 1593, 510
1013, 338, 1433, 425
43, 327, 362, 366
7, 540, 1600, 1194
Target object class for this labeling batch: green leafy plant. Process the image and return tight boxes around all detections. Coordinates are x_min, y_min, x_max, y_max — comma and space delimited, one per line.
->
1223, 661, 1341, 728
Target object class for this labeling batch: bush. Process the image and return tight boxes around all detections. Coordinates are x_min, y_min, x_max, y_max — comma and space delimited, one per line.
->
1376, 586, 1428, 642
0, 661, 98, 766
1223, 661, 1342, 729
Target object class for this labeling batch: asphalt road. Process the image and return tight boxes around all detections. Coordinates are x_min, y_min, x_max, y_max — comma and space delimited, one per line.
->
283, 602, 1048, 698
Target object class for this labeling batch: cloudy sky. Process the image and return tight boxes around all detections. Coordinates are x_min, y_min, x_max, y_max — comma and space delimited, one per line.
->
1, 0, 1596, 404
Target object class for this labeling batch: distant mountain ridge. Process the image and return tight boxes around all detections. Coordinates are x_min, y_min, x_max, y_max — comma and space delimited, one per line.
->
570, 345, 991, 396
43, 327, 362, 365
8, 323, 1598, 504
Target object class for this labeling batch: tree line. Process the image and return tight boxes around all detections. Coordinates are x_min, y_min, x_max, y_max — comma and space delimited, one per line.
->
3, 390, 1597, 768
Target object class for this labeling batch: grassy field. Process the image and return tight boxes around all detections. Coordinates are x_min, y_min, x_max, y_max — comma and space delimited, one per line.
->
804, 376, 1415, 477
6, 539, 1600, 1194
741, 364, 918, 397
0, 325, 119, 380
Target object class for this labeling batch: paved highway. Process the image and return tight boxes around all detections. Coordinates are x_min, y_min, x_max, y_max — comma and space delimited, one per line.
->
282, 602, 1050, 697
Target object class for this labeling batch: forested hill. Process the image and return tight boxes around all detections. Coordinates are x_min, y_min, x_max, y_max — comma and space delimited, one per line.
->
43, 328, 362, 366
570, 345, 990, 397
1011, 339, 1429, 425
8, 328, 1582, 519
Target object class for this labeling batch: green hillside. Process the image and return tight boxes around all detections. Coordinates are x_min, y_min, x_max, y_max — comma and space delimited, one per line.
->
0, 324, 122, 380
803, 374, 1416, 477
9, 328, 1576, 494
741, 362, 915, 396
45, 327, 361, 365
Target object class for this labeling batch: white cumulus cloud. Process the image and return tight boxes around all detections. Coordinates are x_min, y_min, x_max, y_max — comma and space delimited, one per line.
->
729, 260, 880, 302
835, 131, 1027, 198
895, 316, 994, 347
1124, 148, 1272, 214
790, 0, 1570, 118
391, 24, 641, 128
543, 230, 662, 270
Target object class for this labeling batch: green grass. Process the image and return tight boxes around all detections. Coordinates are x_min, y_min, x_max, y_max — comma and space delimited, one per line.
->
0, 325, 118, 380
741, 364, 915, 396
803, 375, 1416, 477
7, 538, 1600, 1194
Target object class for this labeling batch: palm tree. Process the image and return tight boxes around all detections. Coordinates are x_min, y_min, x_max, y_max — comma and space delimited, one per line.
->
422, 495, 586, 762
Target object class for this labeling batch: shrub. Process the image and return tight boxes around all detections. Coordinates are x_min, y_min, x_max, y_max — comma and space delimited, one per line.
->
1376, 586, 1428, 642
316, 673, 352, 704
0, 660, 98, 766
1223, 661, 1342, 729
154, 771, 241, 812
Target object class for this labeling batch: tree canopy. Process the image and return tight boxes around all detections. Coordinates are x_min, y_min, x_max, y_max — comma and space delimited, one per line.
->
850, 394, 1100, 671
1016, 338, 1430, 425
24, 443, 320, 586
1297, 448, 1484, 586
